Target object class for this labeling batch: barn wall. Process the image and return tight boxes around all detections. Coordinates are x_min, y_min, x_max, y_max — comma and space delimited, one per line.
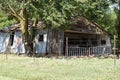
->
47, 28, 64, 55
0, 30, 48, 54
0, 32, 10, 52
11, 31, 25, 53
105, 35, 111, 46
99, 34, 111, 46
0, 28, 112, 55
35, 29, 48, 54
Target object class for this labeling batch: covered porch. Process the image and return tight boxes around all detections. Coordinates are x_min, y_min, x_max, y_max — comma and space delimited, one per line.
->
64, 31, 112, 56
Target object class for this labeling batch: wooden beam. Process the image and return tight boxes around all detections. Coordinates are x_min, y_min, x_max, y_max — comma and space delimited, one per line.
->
65, 30, 102, 35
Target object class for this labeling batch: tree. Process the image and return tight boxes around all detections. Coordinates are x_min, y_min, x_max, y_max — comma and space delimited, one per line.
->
77, 0, 113, 29
115, 0, 120, 48
75, 0, 118, 38
0, 0, 32, 55
0, 0, 80, 55
0, 0, 117, 55
110, 0, 120, 47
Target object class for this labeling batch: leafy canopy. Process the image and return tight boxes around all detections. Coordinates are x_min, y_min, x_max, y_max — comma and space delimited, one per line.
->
0, 0, 117, 34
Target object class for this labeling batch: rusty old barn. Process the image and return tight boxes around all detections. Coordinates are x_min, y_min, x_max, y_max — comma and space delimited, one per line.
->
0, 16, 112, 56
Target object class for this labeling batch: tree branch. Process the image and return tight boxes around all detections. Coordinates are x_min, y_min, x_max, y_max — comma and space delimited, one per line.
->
8, 4, 16, 14
8, 4, 25, 20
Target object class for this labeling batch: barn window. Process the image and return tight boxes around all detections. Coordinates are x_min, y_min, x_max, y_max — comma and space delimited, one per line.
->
9, 31, 15, 46
101, 40, 106, 45
38, 35, 43, 42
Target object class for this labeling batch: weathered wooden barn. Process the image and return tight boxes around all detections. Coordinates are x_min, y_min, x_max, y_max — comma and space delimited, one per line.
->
0, 16, 112, 56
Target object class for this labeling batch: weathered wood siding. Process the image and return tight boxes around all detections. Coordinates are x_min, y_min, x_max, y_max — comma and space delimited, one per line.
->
47, 28, 64, 55
35, 30, 47, 54
0, 32, 10, 52
0, 31, 25, 53
11, 31, 25, 53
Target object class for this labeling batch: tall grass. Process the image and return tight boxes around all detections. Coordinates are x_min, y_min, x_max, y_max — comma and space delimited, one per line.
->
0, 54, 120, 80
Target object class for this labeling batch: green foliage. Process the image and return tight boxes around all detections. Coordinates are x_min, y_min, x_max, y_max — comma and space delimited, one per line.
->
107, 0, 120, 46
29, 0, 78, 29
74, 0, 117, 36
0, 0, 118, 36
0, 0, 79, 30
75, 0, 110, 19
0, 12, 16, 29
100, 10, 117, 35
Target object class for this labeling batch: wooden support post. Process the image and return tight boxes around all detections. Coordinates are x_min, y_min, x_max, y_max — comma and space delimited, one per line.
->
113, 35, 117, 66
66, 37, 68, 56
89, 48, 90, 57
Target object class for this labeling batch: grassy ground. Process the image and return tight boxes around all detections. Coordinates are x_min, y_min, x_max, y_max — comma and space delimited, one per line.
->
0, 54, 120, 80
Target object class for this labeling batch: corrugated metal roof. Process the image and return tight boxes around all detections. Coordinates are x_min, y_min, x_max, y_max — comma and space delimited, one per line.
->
65, 16, 108, 35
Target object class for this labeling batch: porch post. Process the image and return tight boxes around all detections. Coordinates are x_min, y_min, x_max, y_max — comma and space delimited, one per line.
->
66, 37, 68, 56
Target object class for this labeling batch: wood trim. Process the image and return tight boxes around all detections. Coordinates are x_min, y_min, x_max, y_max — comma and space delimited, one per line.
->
65, 30, 102, 35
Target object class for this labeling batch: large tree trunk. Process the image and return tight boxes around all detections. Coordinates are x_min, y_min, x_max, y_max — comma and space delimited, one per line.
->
19, 8, 32, 55
20, 20, 30, 55
19, 8, 38, 56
